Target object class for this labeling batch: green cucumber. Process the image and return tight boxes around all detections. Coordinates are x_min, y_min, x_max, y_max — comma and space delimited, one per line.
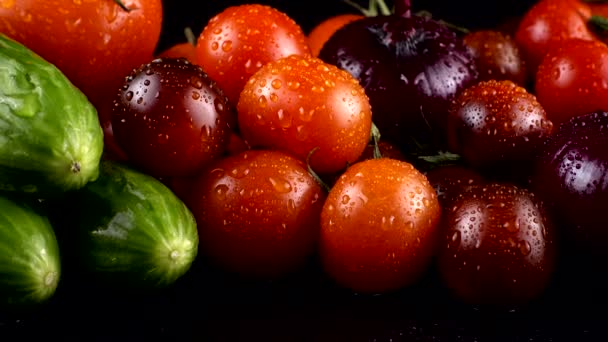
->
0, 33, 103, 194
62, 160, 199, 289
0, 195, 61, 308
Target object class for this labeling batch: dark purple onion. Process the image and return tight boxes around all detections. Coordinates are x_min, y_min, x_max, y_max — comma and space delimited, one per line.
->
318, 13, 478, 154
529, 111, 608, 260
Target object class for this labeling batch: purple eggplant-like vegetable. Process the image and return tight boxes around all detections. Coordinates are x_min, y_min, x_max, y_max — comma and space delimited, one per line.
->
318, 1, 478, 155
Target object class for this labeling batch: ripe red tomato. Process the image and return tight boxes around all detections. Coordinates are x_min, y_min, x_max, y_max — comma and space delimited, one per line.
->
237, 54, 372, 175
319, 158, 441, 294
436, 183, 557, 306
463, 30, 528, 86
515, 0, 595, 76
447, 80, 553, 174
111, 58, 235, 178
307, 13, 364, 57
195, 4, 311, 105
535, 38, 608, 126
187, 150, 326, 279
0, 0, 162, 110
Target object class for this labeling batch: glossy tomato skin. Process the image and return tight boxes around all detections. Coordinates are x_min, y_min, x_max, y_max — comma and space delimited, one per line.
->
535, 39, 608, 126
195, 4, 311, 105
307, 13, 363, 57
437, 183, 556, 307
529, 111, 608, 260
111, 58, 235, 178
237, 55, 372, 175
463, 30, 528, 87
187, 150, 326, 279
447, 80, 553, 178
425, 164, 486, 209
0, 0, 162, 109
320, 158, 441, 294
514, 0, 594, 77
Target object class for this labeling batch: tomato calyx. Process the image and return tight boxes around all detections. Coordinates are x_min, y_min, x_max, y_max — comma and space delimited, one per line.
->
589, 14, 608, 34
370, 122, 383, 159
342, 0, 392, 17
306, 147, 331, 193
183, 27, 196, 46
113, 0, 132, 12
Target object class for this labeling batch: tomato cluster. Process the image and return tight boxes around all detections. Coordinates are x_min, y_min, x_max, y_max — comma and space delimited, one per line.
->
3, 0, 608, 309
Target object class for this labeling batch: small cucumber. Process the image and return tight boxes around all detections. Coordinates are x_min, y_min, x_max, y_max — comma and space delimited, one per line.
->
0, 195, 61, 308
0, 33, 103, 194
61, 160, 199, 289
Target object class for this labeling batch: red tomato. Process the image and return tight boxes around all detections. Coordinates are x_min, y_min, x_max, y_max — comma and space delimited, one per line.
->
319, 158, 441, 294
237, 54, 372, 175
535, 38, 608, 126
307, 13, 364, 57
111, 58, 235, 178
187, 150, 326, 279
158, 42, 197, 63
0, 0, 162, 110
515, 0, 595, 76
437, 183, 556, 306
195, 4, 311, 105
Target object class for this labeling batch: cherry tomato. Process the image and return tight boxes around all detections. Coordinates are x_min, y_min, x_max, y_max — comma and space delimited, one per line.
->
195, 4, 311, 105
447, 80, 553, 176
535, 38, 608, 126
157, 28, 198, 63
187, 149, 326, 279
0, 0, 162, 110
514, 0, 595, 76
463, 30, 528, 86
425, 164, 486, 209
437, 183, 557, 306
111, 58, 235, 178
320, 158, 441, 294
237, 54, 372, 175
307, 13, 364, 57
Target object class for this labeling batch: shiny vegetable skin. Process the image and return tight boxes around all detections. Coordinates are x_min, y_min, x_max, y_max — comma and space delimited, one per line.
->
0, 34, 103, 193
0, 195, 60, 308
62, 160, 198, 289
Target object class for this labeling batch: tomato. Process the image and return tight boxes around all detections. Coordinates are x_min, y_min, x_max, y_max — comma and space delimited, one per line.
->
157, 27, 198, 63
424, 164, 486, 209
447, 80, 553, 178
307, 13, 364, 57
437, 183, 557, 307
237, 54, 372, 175
111, 58, 235, 178
514, 0, 595, 76
535, 38, 608, 126
187, 149, 326, 279
463, 30, 528, 86
319, 158, 441, 294
0, 0, 162, 109
195, 4, 311, 105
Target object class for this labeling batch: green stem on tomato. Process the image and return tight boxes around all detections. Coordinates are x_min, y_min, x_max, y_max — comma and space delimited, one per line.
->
370, 122, 383, 159
589, 15, 608, 33
416, 10, 470, 34
184, 27, 196, 46
342, 0, 392, 17
114, 0, 131, 12
306, 147, 331, 193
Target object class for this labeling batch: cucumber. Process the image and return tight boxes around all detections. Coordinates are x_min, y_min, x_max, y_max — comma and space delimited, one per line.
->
0, 195, 61, 308
61, 160, 199, 289
0, 33, 103, 194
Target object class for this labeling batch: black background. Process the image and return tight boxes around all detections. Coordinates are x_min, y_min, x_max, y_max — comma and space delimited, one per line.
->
2, 0, 608, 341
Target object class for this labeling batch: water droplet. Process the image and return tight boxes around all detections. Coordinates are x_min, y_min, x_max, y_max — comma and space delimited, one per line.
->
277, 109, 292, 128
221, 40, 233, 52
287, 199, 296, 214
211, 42, 219, 51
192, 91, 201, 100
214, 184, 229, 200
271, 79, 282, 89
125, 91, 133, 101
268, 177, 292, 193
258, 95, 267, 108
519, 241, 532, 256
341, 195, 350, 205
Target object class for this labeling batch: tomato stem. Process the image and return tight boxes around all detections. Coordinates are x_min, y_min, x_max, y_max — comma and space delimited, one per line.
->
184, 27, 196, 46
306, 147, 331, 193
114, 0, 131, 12
370, 122, 383, 159
417, 151, 462, 169
342, 0, 392, 17
589, 15, 608, 34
